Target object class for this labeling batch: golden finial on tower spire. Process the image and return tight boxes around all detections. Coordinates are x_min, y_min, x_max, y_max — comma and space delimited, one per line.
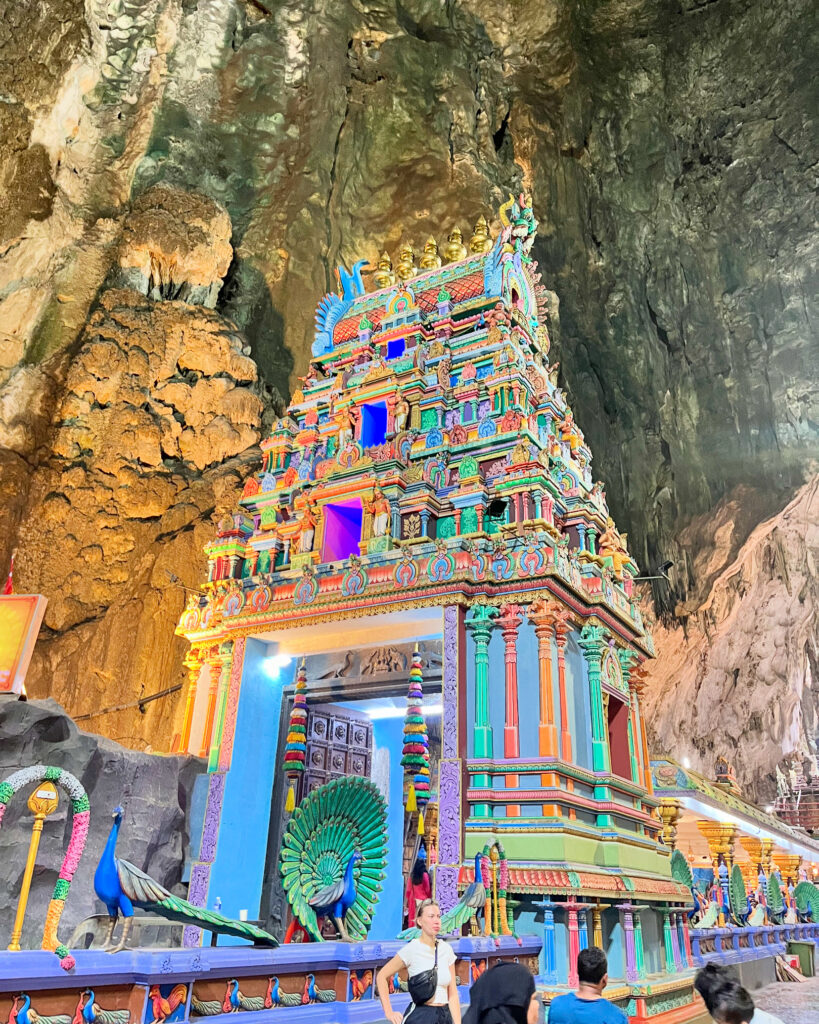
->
418, 236, 442, 270
443, 226, 467, 263
469, 214, 493, 253
395, 243, 417, 281
372, 251, 396, 290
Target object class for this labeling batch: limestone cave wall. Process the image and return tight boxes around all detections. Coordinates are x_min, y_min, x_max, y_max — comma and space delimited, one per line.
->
0, 0, 816, 788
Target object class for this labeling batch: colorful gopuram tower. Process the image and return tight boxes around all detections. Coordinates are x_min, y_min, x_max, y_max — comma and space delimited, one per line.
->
174, 195, 700, 1021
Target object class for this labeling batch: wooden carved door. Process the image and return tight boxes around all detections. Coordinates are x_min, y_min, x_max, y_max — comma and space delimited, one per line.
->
302, 703, 372, 795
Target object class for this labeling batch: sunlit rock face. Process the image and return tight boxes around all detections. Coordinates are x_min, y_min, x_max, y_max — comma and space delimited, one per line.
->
0, 0, 816, 761
642, 478, 819, 805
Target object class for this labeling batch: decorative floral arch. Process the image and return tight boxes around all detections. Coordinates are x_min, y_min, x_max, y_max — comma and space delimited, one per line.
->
0, 765, 90, 970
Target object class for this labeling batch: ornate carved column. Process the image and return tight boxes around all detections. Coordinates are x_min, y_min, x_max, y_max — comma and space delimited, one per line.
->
179, 644, 206, 753
529, 600, 561, 817
567, 904, 581, 988
466, 605, 497, 818
629, 663, 653, 792
592, 903, 608, 948
497, 604, 524, 815
658, 799, 683, 851
662, 910, 676, 973
535, 901, 558, 984
760, 838, 775, 876
554, 609, 573, 762
772, 851, 803, 886
578, 623, 610, 774
199, 645, 223, 760
698, 821, 738, 926
437, 605, 465, 915
618, 903, 638, 984
207, 641, 235, 771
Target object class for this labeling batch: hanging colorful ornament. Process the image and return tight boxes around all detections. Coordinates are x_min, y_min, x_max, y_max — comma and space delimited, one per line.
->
401, 646, 430, 831
282, 660, 308, 813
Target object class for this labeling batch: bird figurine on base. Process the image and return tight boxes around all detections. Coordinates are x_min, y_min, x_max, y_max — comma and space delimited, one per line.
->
146, 987, 187, 1024
74, 991, 130, 1024
269, 980, 302, 1008
397, 851, 486, 940
302, 975, 337, 1004
93, 807, 278, 953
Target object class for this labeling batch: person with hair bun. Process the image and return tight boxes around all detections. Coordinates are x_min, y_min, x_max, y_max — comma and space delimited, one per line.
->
376, 899, 460, 1024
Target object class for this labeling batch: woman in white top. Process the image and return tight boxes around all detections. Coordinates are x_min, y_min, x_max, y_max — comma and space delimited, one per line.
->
376, 899, 462, 1024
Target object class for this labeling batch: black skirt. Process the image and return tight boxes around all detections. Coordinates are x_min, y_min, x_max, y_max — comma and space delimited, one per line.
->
402, 1006, 454, 1024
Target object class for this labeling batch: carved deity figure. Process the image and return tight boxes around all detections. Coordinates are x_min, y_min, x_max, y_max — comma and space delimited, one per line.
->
299, 502, 319, 553
393, 396, 410, 434
598, 517, 630, 577
366, 487, 391, 537
337, 405, 355, 449
558, 409, 583, 450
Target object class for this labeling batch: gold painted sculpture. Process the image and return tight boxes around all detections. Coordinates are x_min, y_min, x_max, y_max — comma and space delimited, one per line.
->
469, 215, 493, 253
372, 251, 396, 290
443, 227, 468, 263
395, 245, 417, 281
419, 236, 442, 270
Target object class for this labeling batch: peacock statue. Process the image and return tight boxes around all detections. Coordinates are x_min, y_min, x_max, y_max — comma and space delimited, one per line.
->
189, 995, 224, 1018
303, 976, 337, 1004
93, 807, 278, 952
398, 851, 486, 940
11, 994, 73, 1024
280, 775, 387, 942
312, 260, 369, 356
794, 880, 819, 921
75, 992, 130, 1024
728, 863, 751, 926
336, 260, 370, 301
767, 871, 785, 922
269, 980, 302, 1008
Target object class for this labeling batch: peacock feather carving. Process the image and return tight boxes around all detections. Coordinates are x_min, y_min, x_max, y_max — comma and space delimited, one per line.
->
794, 880, 819, 920
280, 775, 387, 942
767, 872, 784, 920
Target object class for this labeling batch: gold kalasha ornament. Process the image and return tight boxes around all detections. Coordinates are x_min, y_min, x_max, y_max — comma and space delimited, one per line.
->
469, 214, 493, 253
395, 244, 417, 281
419, 236, 442, 270
372, 251, 396, 290
443, 226, 468, 263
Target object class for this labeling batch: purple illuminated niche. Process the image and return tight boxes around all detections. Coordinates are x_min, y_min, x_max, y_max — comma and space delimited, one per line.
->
321, 500, 363, 563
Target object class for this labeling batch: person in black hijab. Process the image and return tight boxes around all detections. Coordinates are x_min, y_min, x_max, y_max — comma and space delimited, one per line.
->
463, 961, 540, 1024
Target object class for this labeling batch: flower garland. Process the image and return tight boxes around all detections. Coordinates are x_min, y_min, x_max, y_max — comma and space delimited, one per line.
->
0, 765, 89, 970
401, 647, 430, 834
282, 660, 308, 813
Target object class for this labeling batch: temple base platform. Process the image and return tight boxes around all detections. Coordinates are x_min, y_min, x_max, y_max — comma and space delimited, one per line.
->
0, 937, 710, 1024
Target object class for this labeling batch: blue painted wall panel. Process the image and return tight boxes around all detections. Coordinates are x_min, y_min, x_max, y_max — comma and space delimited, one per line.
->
207, 639, 291, 940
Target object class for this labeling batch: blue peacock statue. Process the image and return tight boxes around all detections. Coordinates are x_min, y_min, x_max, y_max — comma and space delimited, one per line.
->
93, 807, 278, 952
280, 775, 387, 941
398, 851, 486, 940
312, 260, 369, 356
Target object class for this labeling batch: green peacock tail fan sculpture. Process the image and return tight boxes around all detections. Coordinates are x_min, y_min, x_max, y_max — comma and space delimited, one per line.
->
280, 775, 387, 942
794, 880, 819, 920
767, 872, 784, 918
670, 849, 694, 892
729, 864, 749, 924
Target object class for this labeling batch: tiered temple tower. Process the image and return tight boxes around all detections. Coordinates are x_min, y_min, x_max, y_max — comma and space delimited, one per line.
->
174, 195, 699, 1020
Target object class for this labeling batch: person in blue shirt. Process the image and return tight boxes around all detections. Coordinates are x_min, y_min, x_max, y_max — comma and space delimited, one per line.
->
547, 947, 628, 1023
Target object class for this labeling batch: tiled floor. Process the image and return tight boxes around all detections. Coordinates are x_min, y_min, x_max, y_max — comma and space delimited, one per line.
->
753, 976, 819, 1023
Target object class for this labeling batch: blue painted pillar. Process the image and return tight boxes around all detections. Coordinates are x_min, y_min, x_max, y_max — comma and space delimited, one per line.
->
535, 901, 558, 984
206, 639, 291, 938
369, 716, 405, 940
579, 909, 589, 951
